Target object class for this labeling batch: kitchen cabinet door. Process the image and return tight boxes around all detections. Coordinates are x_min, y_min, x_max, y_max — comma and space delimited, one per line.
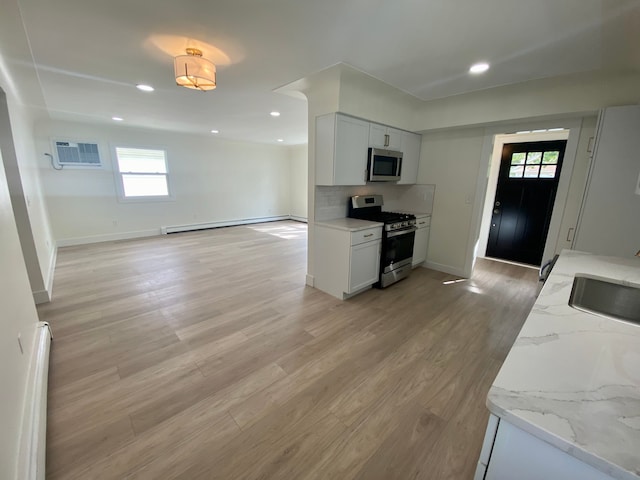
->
349, 240, 381, 293
574, 105, 640, 257
412, 224, 429, 267
369, 123, 402, 150
483, 420, 615, 480
398, 131, 421, 184
315, 113, 369, 186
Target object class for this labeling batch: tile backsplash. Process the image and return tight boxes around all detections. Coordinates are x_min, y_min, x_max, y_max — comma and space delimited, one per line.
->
315, 184, 435, 221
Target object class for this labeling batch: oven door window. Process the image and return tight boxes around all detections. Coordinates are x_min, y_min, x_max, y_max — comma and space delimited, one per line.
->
373, 156, 398, 176
383, 232, 415, 269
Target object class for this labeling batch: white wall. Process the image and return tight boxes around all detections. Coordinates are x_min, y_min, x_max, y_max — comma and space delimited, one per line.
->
418, 127, 486, 275
0, 0, 56, 302
0, 148, 42, 480
414, 70, 640, 131
36, 120, 293, 244
288, 144, 308, 220
0, 96, 56, 301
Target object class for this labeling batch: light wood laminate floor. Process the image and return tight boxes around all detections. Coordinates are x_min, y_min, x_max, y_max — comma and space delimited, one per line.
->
39, 221, 539, 479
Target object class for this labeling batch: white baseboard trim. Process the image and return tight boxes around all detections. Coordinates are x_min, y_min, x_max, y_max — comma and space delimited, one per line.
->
423, 260, 467, 278
18, 322, 52, 480
289, 215, 308, 223
161, 215, 290, 234
56, 229, 160, 247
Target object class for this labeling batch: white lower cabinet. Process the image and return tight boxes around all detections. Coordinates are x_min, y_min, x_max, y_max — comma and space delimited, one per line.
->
412, 215, 430, 267
476, 415, 615, 480
314, 223, 382, 299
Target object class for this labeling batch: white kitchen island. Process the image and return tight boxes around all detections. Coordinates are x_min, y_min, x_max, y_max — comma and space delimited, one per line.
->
477, 250, 640, 480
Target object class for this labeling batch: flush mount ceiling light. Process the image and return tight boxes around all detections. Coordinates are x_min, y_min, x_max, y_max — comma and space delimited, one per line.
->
174, 48, 216, 91
136, 84, 154, 92
270, 111, 281, 117
112, 116, 124, 121
210, 129, 219, 134
277, 138, 284, 142
469, 62, 490, 74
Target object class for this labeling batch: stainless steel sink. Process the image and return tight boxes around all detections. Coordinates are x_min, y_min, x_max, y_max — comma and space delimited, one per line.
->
569, 276, 640, 325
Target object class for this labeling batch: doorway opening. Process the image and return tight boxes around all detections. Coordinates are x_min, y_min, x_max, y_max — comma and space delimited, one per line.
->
477, 130, 570, 268
486, 140, 567, 265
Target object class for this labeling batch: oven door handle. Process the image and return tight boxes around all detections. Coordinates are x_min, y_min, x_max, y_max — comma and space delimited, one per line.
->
386, 226, 417, 238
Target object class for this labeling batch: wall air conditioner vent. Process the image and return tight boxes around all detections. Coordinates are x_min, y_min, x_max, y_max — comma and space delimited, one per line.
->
54, 141, 101, 166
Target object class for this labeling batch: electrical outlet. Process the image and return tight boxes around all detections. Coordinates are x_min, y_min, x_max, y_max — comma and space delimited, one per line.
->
17, 333, 24, 354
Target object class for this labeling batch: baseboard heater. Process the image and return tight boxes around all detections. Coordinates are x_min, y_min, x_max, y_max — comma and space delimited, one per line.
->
161, 215, 305, 235
20, 322, 52, 480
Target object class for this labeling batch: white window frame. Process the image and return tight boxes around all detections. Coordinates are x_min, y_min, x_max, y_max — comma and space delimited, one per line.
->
112, 145, 174, 203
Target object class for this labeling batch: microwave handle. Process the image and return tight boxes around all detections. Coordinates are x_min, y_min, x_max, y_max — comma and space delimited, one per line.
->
397, 157, 402, 178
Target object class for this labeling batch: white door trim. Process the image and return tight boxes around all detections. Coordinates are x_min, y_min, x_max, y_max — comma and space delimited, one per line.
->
465, 118, 582, 277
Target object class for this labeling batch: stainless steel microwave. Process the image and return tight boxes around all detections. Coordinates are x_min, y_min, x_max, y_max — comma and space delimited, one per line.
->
367, 148, 403, 182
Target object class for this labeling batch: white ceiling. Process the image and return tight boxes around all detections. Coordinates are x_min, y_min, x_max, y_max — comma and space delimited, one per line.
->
15, 0, 640, 144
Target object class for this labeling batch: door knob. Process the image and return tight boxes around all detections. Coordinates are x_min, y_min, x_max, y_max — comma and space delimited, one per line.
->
493, 209, 500, 214
495, 201, 501, 207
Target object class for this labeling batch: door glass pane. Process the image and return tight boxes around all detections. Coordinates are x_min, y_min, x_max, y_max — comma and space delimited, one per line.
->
540, 165, 557, 178
509, 165, 524, 178
122, 174, 168, 197
524, 165, 540, 178
511, 152, 526, 165
542, 151, 559, 164
526, 152, 542, 164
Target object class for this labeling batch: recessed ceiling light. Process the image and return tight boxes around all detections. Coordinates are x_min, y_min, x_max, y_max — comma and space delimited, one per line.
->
469, 62, 490, 74
277, 138, 284, 142
210, 129, 219, 134
112, 116, 123, 121
136, 84, 154, 92
270, 111, 281, 117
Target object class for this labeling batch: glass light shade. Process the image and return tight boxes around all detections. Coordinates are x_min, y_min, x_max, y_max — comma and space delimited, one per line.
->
174, 53, 216, 91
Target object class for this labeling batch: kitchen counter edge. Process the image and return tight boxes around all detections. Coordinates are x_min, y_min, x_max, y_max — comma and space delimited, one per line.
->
314, 218, 384, 232
486, 249, 640, 480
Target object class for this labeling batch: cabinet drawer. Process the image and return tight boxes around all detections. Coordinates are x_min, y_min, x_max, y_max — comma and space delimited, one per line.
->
351, 228, 382, 246
416, 216, 431, 228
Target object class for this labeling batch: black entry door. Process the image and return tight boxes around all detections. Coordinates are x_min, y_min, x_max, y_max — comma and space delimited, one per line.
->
486, 140, 566, 266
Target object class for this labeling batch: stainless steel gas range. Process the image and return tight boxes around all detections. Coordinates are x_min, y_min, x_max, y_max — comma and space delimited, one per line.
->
348, 195, 416, 288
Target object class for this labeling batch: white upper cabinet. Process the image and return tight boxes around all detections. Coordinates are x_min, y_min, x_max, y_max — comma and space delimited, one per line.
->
315, 113, 369, 186
398, 131, 422, 185
315, 112, 422, 186
369, 123, 403, 150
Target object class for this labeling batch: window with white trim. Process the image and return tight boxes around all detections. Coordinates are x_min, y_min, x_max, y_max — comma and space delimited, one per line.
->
115, 147, 170, 199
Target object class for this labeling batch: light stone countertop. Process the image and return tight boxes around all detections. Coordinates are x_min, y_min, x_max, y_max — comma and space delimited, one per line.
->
314, 218, 383, 232
487, 250, 640, 480
398, 211, 431, 219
